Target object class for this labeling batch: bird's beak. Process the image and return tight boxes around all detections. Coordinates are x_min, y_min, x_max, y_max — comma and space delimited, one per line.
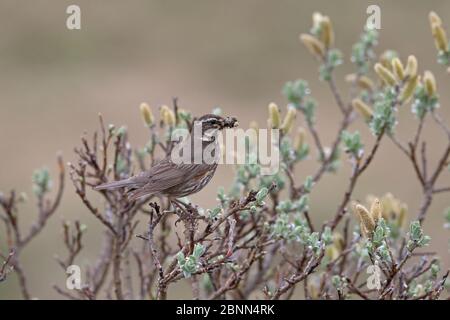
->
223, 116, 238, 128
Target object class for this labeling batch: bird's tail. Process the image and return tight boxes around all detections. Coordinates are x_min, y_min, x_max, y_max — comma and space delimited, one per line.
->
94, 179, 134, 191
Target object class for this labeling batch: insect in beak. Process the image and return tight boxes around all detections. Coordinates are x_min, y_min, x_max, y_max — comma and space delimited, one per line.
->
223, 117, 238, 128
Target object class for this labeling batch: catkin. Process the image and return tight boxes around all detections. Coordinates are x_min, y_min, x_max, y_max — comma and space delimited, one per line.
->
370, 198, 383, 225
352, 98, 373, 121
293, 127, 306, 150
355, 204, 376, 234
405, 55, 418, 78
300, 34, 325, 58
160, 105, 176, 127
374, 63, 397, 87
139, 102, 154, 127
346, 74, 375, 91
423, 70, 437, 96
397, 204, 408, 228
432, 24, 448, 52
320, 16, 334, 48
268, 103, 281, 129
281, 106, 297, 134
391, 58, 405, 81
333, 232, 345, 252
358, 76, 375, 91
325, 245, 339, 260
249, 121, 259, 132
400, 75, 419, 103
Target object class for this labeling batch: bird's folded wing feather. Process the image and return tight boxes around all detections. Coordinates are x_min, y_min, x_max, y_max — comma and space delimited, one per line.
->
132, 159, 209, 193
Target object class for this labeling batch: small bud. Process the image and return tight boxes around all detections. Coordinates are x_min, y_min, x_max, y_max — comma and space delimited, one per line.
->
374, 63, 397, 87
346, 74, 375, 92
423, 70, 437, 96
391, 58, 405, 81
400, 74, 419, 103
320, 16, 334, 49
358, 76, 375, 91
352, 98, 373, 121
345, 73, 357, 82
281, 106, 297, 134
307, 279, 320, 300
380, 193, 393, 219
268, 102, 281, 129
160, 105, 176, 127
370, 198, 383, 225
325, 245, 339, 261
249, 121, 259, 132
139, 102, 154, 127
332, 232, 345, 252
429, 11, 442, 28
397, 204, 408, 229
293, 127, 306, 150
354, 204, 375, 235
405, 55, 418, 78
432, 24, 448, 52
312, 12, 324, 29
299, 34, 325, 58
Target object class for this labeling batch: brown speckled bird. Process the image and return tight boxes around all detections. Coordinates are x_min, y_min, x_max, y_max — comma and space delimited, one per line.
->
94, 114, 238, 203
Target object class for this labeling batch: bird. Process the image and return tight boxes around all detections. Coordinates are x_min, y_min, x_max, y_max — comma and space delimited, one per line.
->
94, 114, 238, 207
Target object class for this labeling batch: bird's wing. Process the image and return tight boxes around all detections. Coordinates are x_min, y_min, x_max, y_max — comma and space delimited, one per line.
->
131, 159, 207, 194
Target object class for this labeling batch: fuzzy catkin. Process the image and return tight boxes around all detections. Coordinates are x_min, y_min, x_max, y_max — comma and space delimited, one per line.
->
370, 198, 383, 225
374, 63, 397, 87
300, 34, 325, 58
139, 102, 154, 127
268, 103, 281, 129
405, 55, 418, 78
352, 98, 373, 121
392, 58, 405, 81
424, 71, 437, 96
432, 24, 448, 52
160, 105, 176, 127
400, 75, 419, 103
355, 204, 375, 235
320, 16, 334, 49
281, 106, 297, 134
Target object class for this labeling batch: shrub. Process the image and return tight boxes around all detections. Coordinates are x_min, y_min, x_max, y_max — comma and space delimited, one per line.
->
1, 11, 450, 300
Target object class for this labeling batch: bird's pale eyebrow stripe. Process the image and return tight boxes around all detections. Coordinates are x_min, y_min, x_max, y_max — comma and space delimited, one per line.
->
202, 118, 219, 123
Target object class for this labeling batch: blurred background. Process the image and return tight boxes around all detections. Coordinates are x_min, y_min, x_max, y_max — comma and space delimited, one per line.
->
0, 0, 449, 299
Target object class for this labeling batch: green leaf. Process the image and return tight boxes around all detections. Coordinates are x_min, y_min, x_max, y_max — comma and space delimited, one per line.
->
411, 85, 439, 119
256, 187, 269, 203
369, 89, 397, 136
193, 244, 205, 259
177, 251, 185, 265
303, 176, 314, 193
342, 131, 364, 157
283, 80, 310, 105
32, 167, 52, 196
321, 227, 333, 245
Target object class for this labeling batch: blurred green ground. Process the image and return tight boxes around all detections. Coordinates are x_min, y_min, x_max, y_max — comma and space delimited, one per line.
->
0, 0, 449, 299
